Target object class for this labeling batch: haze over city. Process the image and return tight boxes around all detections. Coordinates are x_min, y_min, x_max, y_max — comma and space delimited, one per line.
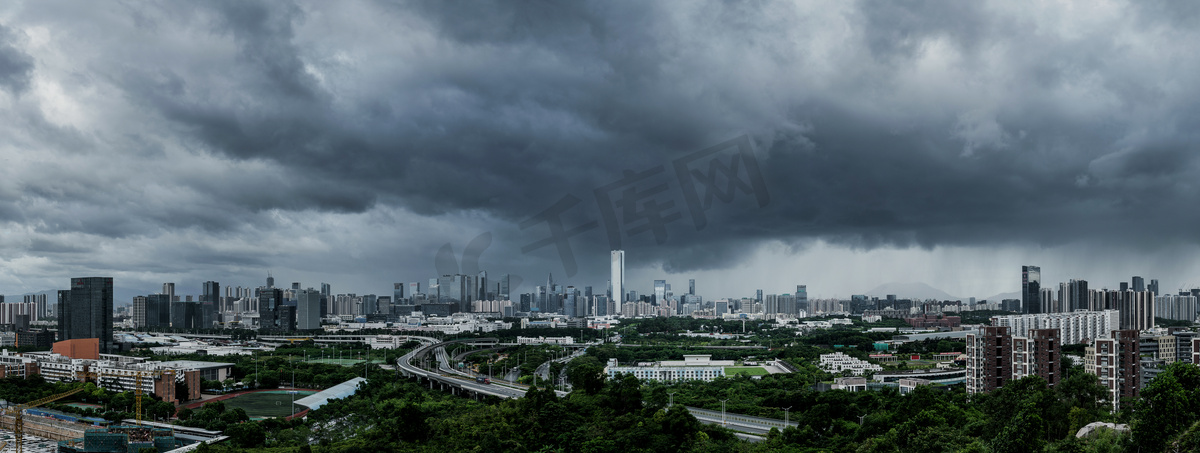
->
0, 1, 1199, 300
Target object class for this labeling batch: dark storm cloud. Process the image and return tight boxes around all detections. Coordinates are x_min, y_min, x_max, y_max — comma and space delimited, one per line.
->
0, 23, 33, 95
3, 0, 1200, 295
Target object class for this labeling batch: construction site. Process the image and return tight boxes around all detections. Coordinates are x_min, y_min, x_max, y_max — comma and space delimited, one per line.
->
56, 426, 179, 453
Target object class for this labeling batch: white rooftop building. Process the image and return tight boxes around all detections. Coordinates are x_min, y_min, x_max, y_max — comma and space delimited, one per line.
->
604, 355, 734, 382
818, 352, 883, 376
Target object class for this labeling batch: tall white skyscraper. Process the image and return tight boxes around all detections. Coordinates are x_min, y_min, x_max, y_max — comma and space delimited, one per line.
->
611, 250, 625, 314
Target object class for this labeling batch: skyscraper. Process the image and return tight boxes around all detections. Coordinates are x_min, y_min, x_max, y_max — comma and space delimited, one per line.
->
1022, 266, 1041, 314
394, 283, 404, 303
797, 285, 808, 312
653, 280, 666, 303
611, 250, 625, 312
162, 282, 175, 302
202, 281, 220, 324
499, 275, 511, 300
1057, 279, 1087, 313
1132, 276, 1145, 292
689, 279, 696, 296
297, 288, 322, 330
1149, 279, 1159, 295
267, 273, 275, 289
62, 277, 114, 353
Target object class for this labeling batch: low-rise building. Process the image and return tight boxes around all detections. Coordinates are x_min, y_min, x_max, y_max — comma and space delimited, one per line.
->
604, 355, 733, 382
832, 377, 867, 391
898, 378, 932, 394
818, 352, 882, 376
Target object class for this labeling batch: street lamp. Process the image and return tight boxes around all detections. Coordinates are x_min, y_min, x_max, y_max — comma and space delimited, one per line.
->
784, 406, 792, 427
720, 399, 729, 426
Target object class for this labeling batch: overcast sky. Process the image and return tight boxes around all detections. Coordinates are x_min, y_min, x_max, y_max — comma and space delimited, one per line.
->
2, 1, 1200, 301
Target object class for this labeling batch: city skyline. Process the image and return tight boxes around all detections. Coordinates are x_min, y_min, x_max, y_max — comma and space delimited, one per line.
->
2, 2, 1200, 300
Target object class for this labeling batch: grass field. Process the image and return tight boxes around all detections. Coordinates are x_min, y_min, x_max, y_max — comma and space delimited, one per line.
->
725, 367, 769, 376
223, 390, 318, 419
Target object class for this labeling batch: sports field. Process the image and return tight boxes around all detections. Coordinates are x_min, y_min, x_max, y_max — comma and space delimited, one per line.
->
223, 390, 318, 419
725, 367, 769, 376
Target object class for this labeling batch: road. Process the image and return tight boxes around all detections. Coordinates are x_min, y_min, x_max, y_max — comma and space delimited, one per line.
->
684, 406, 795, 440
396, 336, 567, 400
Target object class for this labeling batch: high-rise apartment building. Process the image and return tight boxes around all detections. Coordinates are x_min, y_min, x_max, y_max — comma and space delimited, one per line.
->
967, 327, 1013, 394
611, 250, 625, 312
60, 277, 114, 353
967, 326, 1062, 395
1058, 279, 1088, 313
1011, 329, 1061, 386
991, 310, 1119, 345
1156, 294, 1198, 322
1117, 291, 1155, 331
1088, 330, 1141, 408
132, 296, 147, 329
1022, 266, 1041, 314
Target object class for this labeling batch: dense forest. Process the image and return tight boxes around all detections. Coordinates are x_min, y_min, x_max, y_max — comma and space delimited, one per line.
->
177, 359, 1200, 452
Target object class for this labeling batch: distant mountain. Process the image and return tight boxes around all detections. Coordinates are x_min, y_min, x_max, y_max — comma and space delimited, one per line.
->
981, 291, 1021, 302
866, 282, 959, 301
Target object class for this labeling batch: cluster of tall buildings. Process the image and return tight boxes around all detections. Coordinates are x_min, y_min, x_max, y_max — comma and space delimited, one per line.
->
1020, 266, 1185, 331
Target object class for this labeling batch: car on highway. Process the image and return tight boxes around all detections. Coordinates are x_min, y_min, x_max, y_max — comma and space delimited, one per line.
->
475, 376, 491, 384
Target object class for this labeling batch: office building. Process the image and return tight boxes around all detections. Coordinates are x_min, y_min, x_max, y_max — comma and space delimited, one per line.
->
393, 283, 404, 303
297, 289, 322, 330
653, 280, 666, 303
256, 287, 283, 330
146, 294, 171, 328
59, 277, 114, 353
162, 283, 175, 302
1022, 266, 1041, 314
689, 279, 695, 296
611, 250, 625, 311
499, 274, 511, 300
797, 285, 808, 312
1132, 277, 1144, 293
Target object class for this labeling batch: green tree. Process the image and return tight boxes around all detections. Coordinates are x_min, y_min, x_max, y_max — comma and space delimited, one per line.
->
1131, 362, 1200, 453
567, 356, 607, 395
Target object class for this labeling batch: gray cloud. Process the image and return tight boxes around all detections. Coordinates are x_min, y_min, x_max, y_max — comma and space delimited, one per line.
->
0, 24, 33, 95
0, 0, 1197, 298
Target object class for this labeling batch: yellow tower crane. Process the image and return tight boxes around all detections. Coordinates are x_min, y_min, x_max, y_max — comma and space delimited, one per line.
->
134, 370, 169, 425
2, 387, 85, 453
